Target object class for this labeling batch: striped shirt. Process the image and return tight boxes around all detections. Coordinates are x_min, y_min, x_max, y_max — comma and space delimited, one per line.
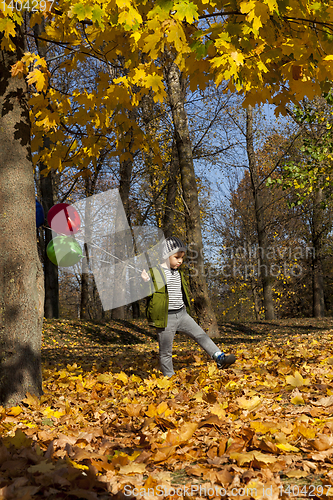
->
162, 267, 184, 310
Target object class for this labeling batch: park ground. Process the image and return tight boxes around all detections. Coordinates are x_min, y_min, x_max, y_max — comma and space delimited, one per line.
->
1, 317, 333, 498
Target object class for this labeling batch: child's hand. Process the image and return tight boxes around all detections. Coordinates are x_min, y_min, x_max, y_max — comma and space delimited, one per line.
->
141, 269, 150, 282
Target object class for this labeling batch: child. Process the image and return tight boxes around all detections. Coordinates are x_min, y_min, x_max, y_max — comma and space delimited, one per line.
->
141, 236, 236, 377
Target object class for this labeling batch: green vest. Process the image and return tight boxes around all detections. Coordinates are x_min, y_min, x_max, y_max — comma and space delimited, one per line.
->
145, 266, 191, 328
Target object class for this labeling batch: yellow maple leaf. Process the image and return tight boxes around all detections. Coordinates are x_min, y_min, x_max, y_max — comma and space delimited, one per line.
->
230, 450, 276, 466
224, 380, 238, 390
116, 372, 128, 384
285, 371, 310, 387
115, 0, 128, 9
295, 423, 316, 439
146, 73, 164, 93
250, 421, 280, 434
22, 392, 40, 409
156, 401, 173, 417
192, 390, 205, 402
236, 395, 261, 411
146, 403, 157, 417
240, 0, 255, 14
0, 18, 16, 39
231, 51, 244, 66
155, 377, 172, 389
43, 406, 65, 419
132, 68, 146, 85
291, 393, 305, 405
35, 111, 58, 131
27, 69, 48, 92
142, 33, 161, 60
276, 443, 300, 452
11, 61, 25, 77
6, 405, 22, 416
210, 403, 226, 418
118, 5, 142, 28
97, 373, 113, 383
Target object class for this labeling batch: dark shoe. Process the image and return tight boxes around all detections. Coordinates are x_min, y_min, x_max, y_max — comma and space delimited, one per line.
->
215, 353, 236, 369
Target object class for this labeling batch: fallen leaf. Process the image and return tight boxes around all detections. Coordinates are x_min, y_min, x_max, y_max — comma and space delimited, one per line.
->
276, 443, 300, 452
311, 395, 333, 407
290, 393, 305, 405
230, 450, 277, 466
286, 371, 310, 387
236, 395, 261, 411
309, 435, 333, 451
27, 460, 56, 473
285, 469, 308, 478
118, 463, 146, 474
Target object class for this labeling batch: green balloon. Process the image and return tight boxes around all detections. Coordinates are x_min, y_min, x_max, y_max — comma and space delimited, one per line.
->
46, 236, 83, 267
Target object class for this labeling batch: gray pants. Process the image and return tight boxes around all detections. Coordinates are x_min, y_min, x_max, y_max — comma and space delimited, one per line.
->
156, 306, 220, 377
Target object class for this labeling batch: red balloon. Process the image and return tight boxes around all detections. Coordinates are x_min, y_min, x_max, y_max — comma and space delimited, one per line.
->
47, 203, 81, 235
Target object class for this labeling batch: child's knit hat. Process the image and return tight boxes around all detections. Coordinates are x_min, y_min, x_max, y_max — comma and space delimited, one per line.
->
162, 236, 187, 260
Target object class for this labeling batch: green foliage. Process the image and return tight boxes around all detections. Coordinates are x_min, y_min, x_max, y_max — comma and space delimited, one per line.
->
267, 97, 333, 207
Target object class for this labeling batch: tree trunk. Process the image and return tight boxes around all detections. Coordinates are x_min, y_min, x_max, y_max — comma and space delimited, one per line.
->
131, 301, 140, 319
34, 21, 59, 319
80, 179, 93, 320
164, 60, 219, 337
0, 26, 44, 405
311, 187, 325, 318
80, 250, 90, 320
251, 281, 261, 321
246, 106, 275, 320
40, 170, 59, 318
111, 138, 134, 320
162, 138, 179, 238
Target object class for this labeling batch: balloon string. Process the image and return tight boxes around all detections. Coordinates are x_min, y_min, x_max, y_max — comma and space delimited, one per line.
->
41, 224, 194, 274
41, 224, 195, 273
76, 237, 144, 273
41, 224, 144, 273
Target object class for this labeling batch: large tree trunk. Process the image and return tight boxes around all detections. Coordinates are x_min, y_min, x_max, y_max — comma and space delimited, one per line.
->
246, 106, 275, 320
311, 186, 325, 318
164, 60, 219, 337
0, 27, 44, 405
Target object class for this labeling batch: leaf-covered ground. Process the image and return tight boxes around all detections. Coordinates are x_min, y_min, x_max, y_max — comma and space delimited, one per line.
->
1, 317, 333, 499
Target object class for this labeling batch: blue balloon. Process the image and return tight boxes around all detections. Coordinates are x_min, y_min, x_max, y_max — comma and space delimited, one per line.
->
36, 199, 44, 228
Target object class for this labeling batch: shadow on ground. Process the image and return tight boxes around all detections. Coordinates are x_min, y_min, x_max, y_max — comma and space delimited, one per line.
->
218, 318, 333, 347
41, 317, 333, 371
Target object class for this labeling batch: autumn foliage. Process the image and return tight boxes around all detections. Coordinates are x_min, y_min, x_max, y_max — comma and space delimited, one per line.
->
0, 318, 332, 498
2, 0, 333, 176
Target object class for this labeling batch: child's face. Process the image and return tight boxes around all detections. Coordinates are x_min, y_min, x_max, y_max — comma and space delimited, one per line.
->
168, 251, 185, 269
